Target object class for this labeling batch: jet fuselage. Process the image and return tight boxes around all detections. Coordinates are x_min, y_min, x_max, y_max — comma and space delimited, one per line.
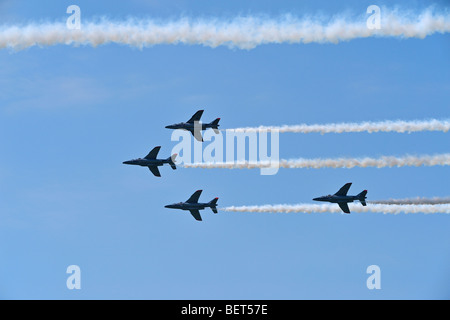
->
165, 202, 212, 211
123, 158, 170, 167
313, 195, 361, 204
165, 122, 218, 131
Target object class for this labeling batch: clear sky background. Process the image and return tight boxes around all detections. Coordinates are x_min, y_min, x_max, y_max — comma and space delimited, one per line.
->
0, 0, 449, 299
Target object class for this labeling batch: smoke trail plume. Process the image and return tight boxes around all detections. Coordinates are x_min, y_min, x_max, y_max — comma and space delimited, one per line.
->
232, 119, 450, 134
1, 8, 449, 50
369, 197, 450, 205
182, 154, 450, 169
222, 203, 450, 214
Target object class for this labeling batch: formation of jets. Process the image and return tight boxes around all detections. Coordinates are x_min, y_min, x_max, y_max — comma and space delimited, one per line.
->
123, 110, 220, 221
123, 110, 368, 220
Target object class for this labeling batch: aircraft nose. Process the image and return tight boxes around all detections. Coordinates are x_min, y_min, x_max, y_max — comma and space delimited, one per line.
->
123, 160, 131, 165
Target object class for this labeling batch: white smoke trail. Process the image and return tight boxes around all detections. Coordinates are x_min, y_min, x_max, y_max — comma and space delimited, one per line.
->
222, 203, 450, 215
182, 154, 450, 169
369, 197, 450, 205
232, 119, 450, 134
1, 8, 449, 50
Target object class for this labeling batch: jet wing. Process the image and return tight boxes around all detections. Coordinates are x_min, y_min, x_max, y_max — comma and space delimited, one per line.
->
189, 209, 202, 221
186, 190, 202, 203
187, 110, 204, 124
338, 202, 351, 214
145, 146, 161, 160
188, 128, 203, 142
148, 166, 161, 177
334, 183, 352, 196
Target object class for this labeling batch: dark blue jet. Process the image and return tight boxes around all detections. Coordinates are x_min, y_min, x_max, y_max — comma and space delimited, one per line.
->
123, 146, 177, 177
165, 190, 219, 221
313, 182, 367, 214
165, 110, 220, 142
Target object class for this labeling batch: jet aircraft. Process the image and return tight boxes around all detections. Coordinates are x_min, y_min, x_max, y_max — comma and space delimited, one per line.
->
165, 110, 220, 142
123, 146, 177, 177
313, 182, 367, 214
164, 190, 219, 221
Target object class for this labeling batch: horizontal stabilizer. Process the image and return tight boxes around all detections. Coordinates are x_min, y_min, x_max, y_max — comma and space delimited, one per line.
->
209, 197, 219, 213
168, 154, 177, 170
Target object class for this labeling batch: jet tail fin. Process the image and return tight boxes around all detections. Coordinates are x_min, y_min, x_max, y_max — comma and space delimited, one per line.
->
167, 154, 177, 170
210, 118, 220, 134
209, 197, 219, 213
358, 190, 368, 205
210, 118, 220, 127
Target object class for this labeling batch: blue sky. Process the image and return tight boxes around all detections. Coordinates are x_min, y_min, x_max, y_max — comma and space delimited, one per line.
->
0, 0, 449, 299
